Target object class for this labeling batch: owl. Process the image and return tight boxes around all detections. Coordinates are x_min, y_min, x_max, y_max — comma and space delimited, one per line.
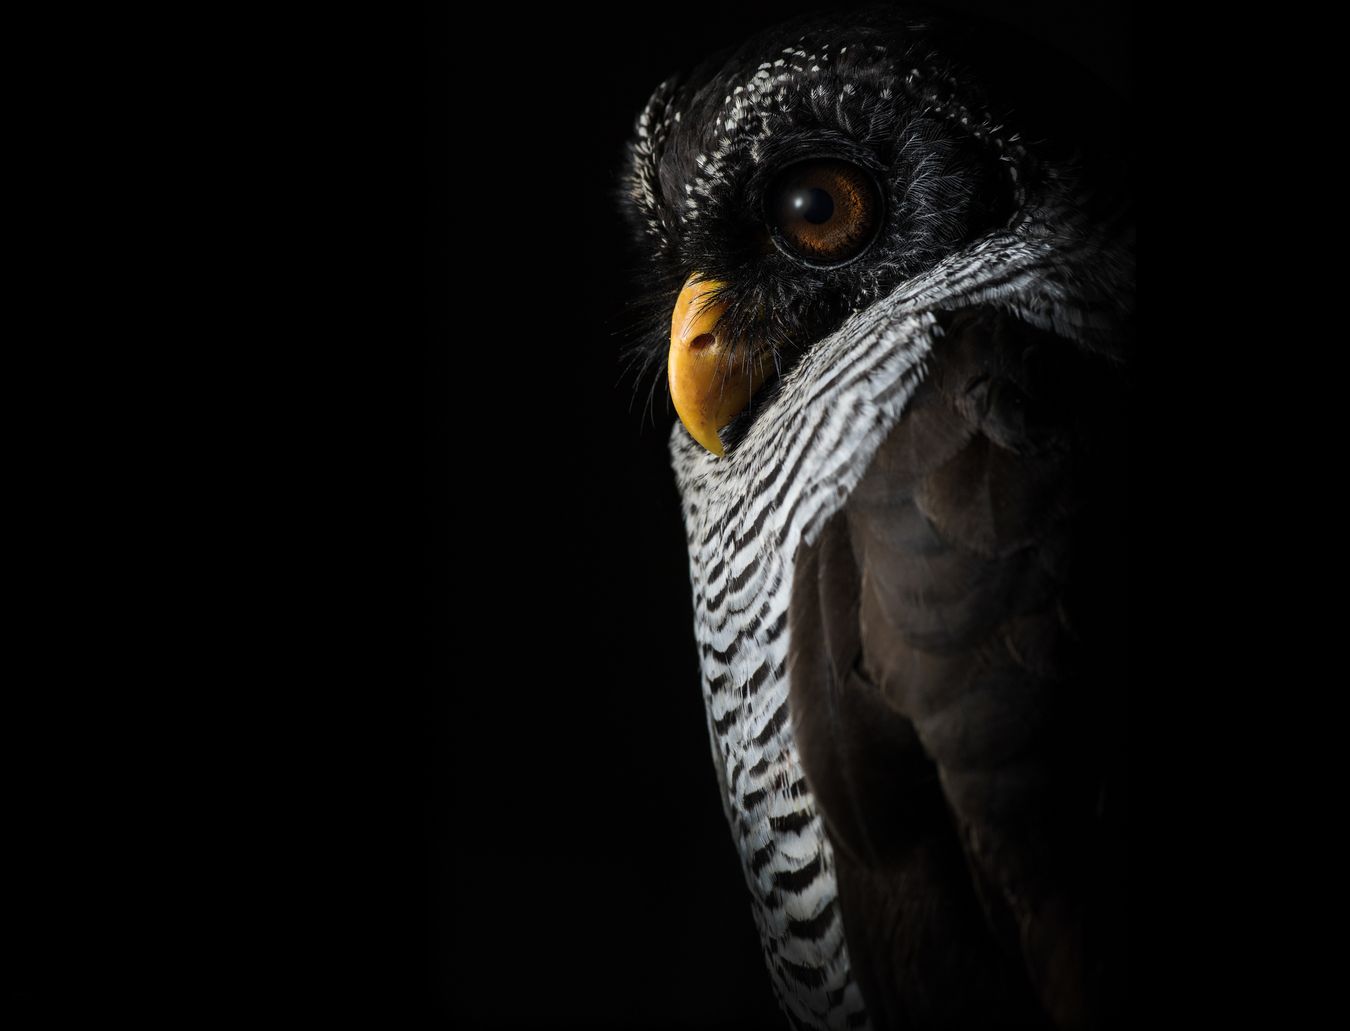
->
618, 6, 1131, 1031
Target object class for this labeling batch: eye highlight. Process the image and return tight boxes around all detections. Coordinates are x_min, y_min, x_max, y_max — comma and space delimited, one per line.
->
766, 159, 882, 267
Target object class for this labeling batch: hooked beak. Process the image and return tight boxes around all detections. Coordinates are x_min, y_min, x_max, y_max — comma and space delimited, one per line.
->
667, 274, 770, 456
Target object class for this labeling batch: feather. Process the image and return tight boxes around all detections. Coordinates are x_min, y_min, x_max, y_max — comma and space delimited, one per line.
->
790, 308, 1130, 1029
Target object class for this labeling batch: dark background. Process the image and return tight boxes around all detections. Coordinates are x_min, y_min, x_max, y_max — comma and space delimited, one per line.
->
426, 3, 1133, 1026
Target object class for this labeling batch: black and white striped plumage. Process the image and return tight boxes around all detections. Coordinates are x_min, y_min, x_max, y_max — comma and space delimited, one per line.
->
620, 8, 1131, 1029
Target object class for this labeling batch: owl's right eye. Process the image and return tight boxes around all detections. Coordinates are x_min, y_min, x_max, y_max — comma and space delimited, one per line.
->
766, 159, 882, 268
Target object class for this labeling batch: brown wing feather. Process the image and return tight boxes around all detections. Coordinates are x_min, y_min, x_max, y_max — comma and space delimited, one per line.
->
788, 306, 1129, 1030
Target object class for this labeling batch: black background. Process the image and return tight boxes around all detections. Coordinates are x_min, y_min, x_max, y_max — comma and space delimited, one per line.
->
427, 3, 1134, 1027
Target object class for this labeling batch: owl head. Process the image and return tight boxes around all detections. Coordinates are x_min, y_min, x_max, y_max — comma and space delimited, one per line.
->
616, 7, 1057, 457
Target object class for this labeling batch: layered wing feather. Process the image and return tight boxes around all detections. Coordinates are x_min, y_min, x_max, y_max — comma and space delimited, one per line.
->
788, 307, 1129, 1030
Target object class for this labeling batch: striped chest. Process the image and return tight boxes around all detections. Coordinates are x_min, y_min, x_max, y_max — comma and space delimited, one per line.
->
670, 312, 938, 1030
687, 520, 869, 1031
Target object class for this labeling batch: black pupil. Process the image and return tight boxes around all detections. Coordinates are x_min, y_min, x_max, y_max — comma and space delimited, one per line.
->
790, 187, 834, 224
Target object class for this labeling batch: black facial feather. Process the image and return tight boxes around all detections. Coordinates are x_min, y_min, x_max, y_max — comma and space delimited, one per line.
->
617, 6, 1033, 428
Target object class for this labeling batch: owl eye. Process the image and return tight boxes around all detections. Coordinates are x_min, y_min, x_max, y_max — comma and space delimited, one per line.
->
766, 159, 882, 267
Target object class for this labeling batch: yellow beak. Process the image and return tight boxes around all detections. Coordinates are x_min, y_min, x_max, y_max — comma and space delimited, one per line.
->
668, 275, 770, 457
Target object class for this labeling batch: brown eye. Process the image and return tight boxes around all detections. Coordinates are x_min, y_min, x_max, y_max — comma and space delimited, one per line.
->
767, 159, 882, 267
